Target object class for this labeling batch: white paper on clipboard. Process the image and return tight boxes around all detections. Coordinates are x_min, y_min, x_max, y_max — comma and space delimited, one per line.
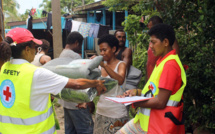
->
105, 96, 152, 106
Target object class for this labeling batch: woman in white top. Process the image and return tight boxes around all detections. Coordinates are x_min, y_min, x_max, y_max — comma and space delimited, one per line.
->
93, 34, 129, 134
31, 39, 51, 66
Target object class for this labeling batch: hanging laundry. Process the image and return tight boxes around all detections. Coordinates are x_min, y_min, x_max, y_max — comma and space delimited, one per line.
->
65, 19, 72, 32
71, 20, 81, 32
88, 24, 100, 38
31, 8, 36, 16
46, 13, 52, 31
97, 24, 110, 38
96, 13, 103, 22
78, 22, 92, 38
26, 11, 33, 31
36, 9, 42, 18
42, 10, 48, 17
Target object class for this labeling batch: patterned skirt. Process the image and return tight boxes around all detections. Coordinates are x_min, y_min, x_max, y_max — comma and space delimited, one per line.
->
93, 113, 129, 134
115, 119, 146, 134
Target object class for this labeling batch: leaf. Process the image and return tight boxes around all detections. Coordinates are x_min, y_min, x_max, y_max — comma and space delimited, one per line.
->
199, 15, 204, 20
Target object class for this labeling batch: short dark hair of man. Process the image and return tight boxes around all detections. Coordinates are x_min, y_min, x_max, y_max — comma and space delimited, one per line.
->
5, 36, 35, 58
66, 31, 83, 46
148, 16, 163, 26
98, 34, 119, 53
114, 29, 126, 37
0, 41, 11, 62
148, 24, 175, 47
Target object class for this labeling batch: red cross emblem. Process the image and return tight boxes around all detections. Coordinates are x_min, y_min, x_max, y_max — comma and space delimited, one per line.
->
3, 86, 11, 101
148, 84, 154, 91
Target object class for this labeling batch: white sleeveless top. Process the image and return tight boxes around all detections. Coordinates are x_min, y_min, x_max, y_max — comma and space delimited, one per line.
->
31, 53, 44, 67
96, 61, 128, 118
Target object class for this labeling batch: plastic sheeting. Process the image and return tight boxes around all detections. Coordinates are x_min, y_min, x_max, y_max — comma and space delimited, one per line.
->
43, 56, 103, 79
54, 77, 118, 103
43, 56, 118, 103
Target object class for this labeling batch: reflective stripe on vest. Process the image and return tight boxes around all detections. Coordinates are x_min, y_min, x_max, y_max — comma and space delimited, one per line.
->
0, 106, 53, 125
167, 100, 179, 107
41, 124, 56, 134
138, 93, 152, 116
139, 100, 180, 116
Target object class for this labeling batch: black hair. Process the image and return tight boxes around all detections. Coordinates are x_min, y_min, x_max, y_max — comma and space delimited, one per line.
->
0, 41, 11, 62
114, 29, 126, 37
40, 39, 50, 50
148, 16, 163, 26
36, 39, 50, 51
5, 36, 35, 58
148, 24, 175, 46
66, 31, 83, 46
98, 34, 119, 53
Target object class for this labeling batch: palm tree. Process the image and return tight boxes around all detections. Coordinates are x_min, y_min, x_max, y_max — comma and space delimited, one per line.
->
3, 0, 21, 22
39, 0, 52, 12
39, 0, 95, 15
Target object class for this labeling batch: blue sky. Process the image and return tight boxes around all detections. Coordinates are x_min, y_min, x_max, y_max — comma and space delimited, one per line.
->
17, 0, 44, 14
17, 0, 101, 14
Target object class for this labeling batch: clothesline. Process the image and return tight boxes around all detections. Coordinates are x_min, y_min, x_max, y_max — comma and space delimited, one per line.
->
26, 8, 110, 39
65, 19, 110, 38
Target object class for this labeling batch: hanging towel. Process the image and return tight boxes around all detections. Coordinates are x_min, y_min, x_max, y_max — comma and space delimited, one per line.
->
46, 13, 52, 31
88, 23, 100, 38
36, 9, 42, 18
78, 22, 92, 38
97, 24, 110, 38
42, 10, 47, 17
65, 19, 72, 32
71, 20, 81, 32
26, 13, 32, 31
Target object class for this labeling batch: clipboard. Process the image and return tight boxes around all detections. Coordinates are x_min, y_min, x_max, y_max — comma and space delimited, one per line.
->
105, 96, 152, 105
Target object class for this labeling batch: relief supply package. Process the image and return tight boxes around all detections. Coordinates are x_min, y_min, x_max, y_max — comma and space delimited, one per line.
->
43, 56, 118, 103
43, 56, 103, 79
54, 77, 118, 103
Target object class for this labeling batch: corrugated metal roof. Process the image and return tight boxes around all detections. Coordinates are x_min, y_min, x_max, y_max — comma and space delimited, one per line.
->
7, 18, 47, 27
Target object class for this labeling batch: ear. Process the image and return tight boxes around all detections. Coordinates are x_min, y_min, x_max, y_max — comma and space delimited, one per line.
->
163, 38, 170, 47
75, 40, 79, 47
25, 46, 31, 52
112, 46, 116, 53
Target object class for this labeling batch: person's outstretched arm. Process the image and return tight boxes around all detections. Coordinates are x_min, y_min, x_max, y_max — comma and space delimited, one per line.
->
65, 78, 106, 95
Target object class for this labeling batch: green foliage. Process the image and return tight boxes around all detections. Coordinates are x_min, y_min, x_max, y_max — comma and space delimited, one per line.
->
102, 0, 136, 11
103, 0, 215, 132
39, 0, 95, 15
39, 0, 52, 12
156, 0, 215, 131
3, 0, 21, 24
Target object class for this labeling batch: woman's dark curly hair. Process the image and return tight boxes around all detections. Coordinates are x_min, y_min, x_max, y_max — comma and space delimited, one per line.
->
0, 41, 11, 62
35, 39, 50, 52
98, 34, 119, 53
